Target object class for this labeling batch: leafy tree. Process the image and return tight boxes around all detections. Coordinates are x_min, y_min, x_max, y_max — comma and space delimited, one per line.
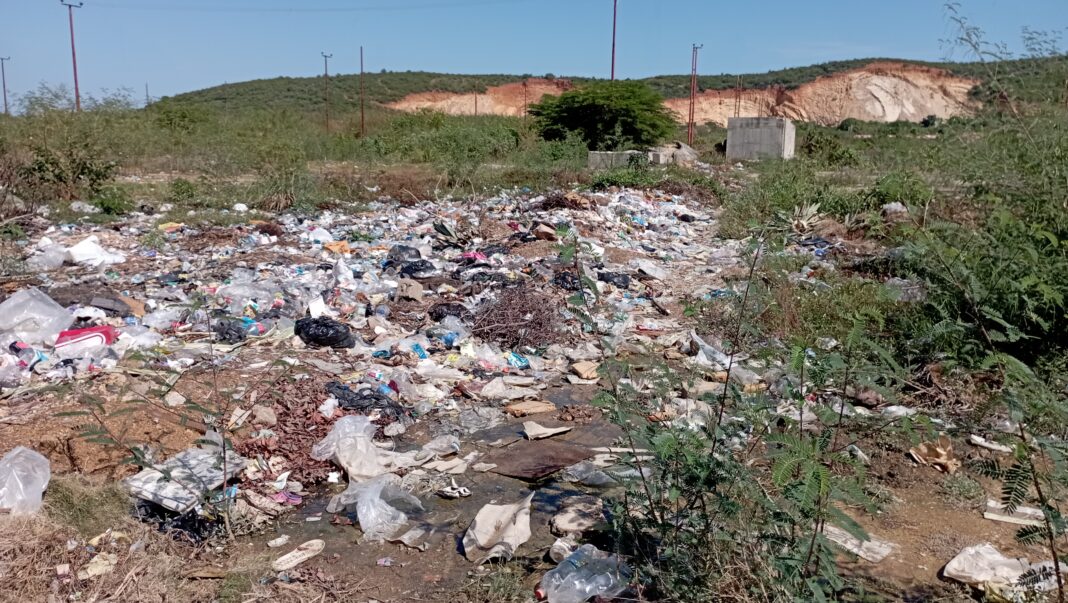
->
528, 81, 676, 151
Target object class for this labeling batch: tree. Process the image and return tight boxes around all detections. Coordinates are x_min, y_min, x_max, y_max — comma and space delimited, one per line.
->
528, 81, 676, 151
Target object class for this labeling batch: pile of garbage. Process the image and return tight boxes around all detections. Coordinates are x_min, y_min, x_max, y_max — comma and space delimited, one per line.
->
0, 186, 964, 599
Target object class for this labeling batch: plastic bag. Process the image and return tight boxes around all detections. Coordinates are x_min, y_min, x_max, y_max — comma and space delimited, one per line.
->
295, 317, 356, 349
0, 446, 51, 515
142, 307, 184, 330
0, 288, 74, 347
26, 245, 68, 271
311, 416, 388, 482
65, 236, 126, 267
0, 353, 26, 388
346, 474, 423, 541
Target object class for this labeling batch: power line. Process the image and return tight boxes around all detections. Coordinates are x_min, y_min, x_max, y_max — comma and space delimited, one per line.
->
89, 0, 539, 13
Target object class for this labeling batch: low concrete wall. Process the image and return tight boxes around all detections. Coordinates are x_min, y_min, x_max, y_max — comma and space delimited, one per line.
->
726, 117, 796, 161
588, 151, 645, 170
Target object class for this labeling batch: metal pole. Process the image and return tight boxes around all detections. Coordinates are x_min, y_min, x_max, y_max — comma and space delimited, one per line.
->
61, 1, 83, 112
688, 44, 702, 146
0, 58, 9, 116
610, 0, 618, 80
321, 52, 332, 130
144, 82, 150, 107
359, 46, 366, 137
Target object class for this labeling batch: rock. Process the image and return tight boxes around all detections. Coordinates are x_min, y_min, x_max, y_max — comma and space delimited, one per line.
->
635, 259, 668, 281
250, 405, 277, 427
396, 279, 425, 302
70, 200, 101, 214
882, 202, 908, 217
570, 361, 599, 381
533, 224, 558, 241
504, 400, 557, 417
164, 391, 186, 407
551, 495, 603, 536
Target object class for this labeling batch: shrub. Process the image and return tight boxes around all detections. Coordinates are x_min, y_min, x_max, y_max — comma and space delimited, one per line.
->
529, 81, 676, 151
168, 178, 196, 203
867, 171, 932, 207
92, 186, 132, 215
20, 142, 117, 202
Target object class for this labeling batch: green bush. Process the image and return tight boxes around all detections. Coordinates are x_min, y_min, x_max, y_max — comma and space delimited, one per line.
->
867, 171, 932, 207
92, 185, 132, 215
529, 81, 676, 151
168, 178, 196, 203
20, 142, 117, 202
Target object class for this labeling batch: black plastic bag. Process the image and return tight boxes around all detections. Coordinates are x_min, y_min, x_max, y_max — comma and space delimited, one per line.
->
598, 271, 632, 289
213, 318, 248, 344
387, 245, 422, 264
553, 271, 582, 291
399, 260, 437, 278
295, 317, 356, 348
428, 302, 473, 323
326, 381, 405, 418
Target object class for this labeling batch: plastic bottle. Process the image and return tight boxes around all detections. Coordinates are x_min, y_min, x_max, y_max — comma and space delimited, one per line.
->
538, 544, 632, 603
8, 342, 44, 370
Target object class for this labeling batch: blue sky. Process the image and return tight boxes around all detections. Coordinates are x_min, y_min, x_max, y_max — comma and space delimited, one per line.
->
0, 0, 1064, 101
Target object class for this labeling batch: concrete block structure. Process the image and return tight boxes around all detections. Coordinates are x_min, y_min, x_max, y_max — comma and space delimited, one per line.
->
587, 150, 645, 170
726, 117, 796, 161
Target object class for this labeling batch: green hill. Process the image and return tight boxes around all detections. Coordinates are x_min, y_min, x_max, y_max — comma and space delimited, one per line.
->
159, 55, 1068, 113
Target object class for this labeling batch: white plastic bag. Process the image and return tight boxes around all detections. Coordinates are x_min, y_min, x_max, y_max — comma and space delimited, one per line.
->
347, 473, 422, 541
0, 288, 74, 347
311, 416, 388, 482
0, 446, 51, 515
65, 236, 126, 267
25, 244, 68, 271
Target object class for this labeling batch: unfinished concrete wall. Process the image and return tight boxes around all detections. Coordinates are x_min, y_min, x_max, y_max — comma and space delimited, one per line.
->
588, 151, 645, 170
726, 117, 796, 161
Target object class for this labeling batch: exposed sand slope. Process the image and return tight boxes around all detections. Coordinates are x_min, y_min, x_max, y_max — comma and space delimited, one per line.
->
388, 63, 978, 126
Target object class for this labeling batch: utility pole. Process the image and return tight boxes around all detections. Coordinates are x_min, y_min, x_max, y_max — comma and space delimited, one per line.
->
61, 1, 83, 112
359, 46, 366, 137
144, 83, 150, 107
0, 57, 10, 116
610, 0, 618, 80
321, 52, 332, 131
687, 44, 702, 146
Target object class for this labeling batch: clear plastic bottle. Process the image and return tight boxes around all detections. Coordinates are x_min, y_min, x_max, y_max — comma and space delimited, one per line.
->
538, 544, 632, 603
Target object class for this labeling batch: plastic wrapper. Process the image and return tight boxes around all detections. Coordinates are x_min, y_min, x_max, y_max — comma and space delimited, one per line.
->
0, 288, 74, 347
0, 446, 51, 515
0, 353, 27, 388
25, 245, 68, 271
142, 307, 184, 330
311, 416, 388, 482
346, 474, 423, 541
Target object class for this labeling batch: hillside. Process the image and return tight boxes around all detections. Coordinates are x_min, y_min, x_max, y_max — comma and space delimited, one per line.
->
161, 55, 1068, 125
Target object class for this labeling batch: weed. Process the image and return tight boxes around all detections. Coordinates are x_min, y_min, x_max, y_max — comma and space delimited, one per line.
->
44, 475, 132, 538
462, 564, 532, 603
92, 185, 133, 215
168, 177, 196, 203
140, 229, 166, 250
940, 474, 986, 508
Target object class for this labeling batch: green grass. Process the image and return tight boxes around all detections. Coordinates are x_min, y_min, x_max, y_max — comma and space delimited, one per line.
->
44, 475, 132, 538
